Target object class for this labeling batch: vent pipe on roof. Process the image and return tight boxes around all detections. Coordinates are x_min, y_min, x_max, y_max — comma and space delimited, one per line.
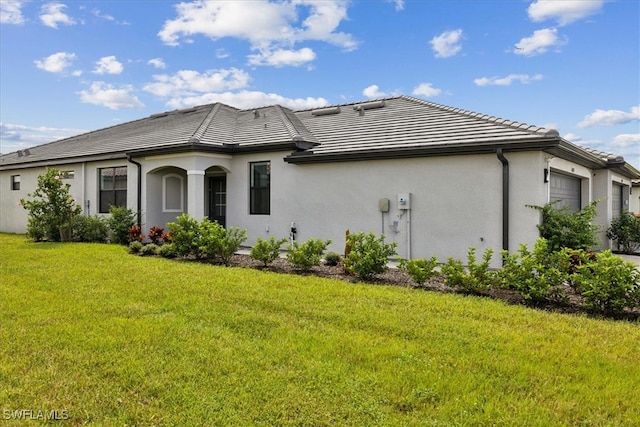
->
253, 109, 260, 119
353, 100, 386, 116
311, 106, 341, 116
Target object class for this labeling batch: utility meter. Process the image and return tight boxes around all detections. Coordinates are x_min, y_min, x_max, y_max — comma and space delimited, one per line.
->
397, 192, 411, 210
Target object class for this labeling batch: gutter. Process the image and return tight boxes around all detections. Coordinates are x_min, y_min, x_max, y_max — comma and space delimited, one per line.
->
496, 148, 509, 257
126, 153, 143, 229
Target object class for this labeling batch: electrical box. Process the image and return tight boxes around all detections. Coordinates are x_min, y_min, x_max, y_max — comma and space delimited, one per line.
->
398, 192, 411, 210
378, 198, 390, 213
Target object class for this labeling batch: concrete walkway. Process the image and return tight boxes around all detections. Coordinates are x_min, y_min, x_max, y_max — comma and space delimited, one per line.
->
617, 253, 640, 269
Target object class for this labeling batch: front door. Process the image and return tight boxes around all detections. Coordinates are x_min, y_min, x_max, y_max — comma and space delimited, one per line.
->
208, 176, 226, 227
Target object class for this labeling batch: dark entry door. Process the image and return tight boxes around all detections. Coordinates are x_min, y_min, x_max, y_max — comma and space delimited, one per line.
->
208, 176, 226, 227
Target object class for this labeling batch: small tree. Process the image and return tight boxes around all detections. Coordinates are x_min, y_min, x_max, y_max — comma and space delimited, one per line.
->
528, 201, 599, 252
20, 168, 82, 241
606, 210, 640, 254
107, 206, 137, 245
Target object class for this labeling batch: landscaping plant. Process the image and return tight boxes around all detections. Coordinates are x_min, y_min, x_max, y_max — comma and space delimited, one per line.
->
399, 256, 439, 285
571, 250, 640, 314
606, 210, 640, 254
441, 247, 496, 294
287, 237, 332, 271
107, 205, 137, 245
528, 201, 599, 252
343, 232, 398, 280
250, 236, 288, 267
71, 215, 109, 243
498, 238, 569, 303
20, 167, 82, 241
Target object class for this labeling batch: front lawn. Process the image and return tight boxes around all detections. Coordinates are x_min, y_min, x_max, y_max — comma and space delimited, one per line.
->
1, 234, 638, 426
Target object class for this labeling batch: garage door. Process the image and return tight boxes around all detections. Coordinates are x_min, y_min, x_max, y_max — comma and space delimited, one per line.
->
550, 172, 581, 211
612, 184, 623, 220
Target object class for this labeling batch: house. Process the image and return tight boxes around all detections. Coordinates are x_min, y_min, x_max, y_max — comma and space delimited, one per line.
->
2, 96, 638, 267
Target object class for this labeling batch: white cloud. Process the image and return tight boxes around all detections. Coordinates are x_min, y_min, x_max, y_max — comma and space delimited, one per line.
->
0, 122, 87, 153
143, 68, 250, 98
474, 74, 544, 86
363, 85, 387, 98
513, 28, 566, 56
0, 0, 25, 24
164, 90, 329, 111
40, 2, 76, 29
78, 82, 144, 110
577, 106, 640, 128
34, 52, 76, 74
148, 58, 166, 69
430, 29, 463, 58
412, 83, 442, 97
388, 0, 404, 11
158, 0, 357, 67
528, 0, 605, 26
93, 56, 123, 75
612, 133, 640, 149
248, 47, 316, 67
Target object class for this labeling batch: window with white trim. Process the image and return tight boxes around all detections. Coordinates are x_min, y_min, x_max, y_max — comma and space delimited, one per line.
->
99, 166, 127, 213
10, 175, 20, 191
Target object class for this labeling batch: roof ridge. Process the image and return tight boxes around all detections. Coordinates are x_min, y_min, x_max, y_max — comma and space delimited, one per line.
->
189, 104, 221, 143
398, 95, 558, 137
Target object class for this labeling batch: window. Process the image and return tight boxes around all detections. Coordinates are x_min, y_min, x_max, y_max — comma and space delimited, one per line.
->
250, 161, 270, 214
60, 170, 75, 179
10, 175, 20, 191
163, 174, 184, 212
99, 167, 127, 213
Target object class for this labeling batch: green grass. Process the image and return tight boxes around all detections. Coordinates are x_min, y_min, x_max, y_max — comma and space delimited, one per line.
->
1, 233, 639, 426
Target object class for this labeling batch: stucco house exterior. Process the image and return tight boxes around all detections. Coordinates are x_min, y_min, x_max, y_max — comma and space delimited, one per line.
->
1, 96, 638, 266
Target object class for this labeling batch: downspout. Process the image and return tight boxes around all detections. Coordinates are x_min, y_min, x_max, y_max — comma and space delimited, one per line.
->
126, 153, 142, 229
496, 148, 509, 258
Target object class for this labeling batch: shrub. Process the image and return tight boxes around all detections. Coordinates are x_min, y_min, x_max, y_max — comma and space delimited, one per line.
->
441, 247, 496, 294
287, 238, 332, 271
324, 251, 342, 266
140, 243, 159, 257
606, 210, 640, 254
128, 226, 143, 243
250, 236, 288, 267
399, 256, 439, 285
148, 226, 165, 245
571, 250, 639, 314
498, 239, 569, 303
528, 201, 599, 252
128, 241, 144, 254
343, 232, 398, 280
71, 215, 109, 243
216, 226, 248, 266
158, 243, 178, 259
20, 168, 82, 242
167, 214, 204, 258
107, 206, 137, 245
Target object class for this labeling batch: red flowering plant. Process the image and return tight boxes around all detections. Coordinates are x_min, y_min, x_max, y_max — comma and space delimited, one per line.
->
148, 226, 165, 245
161, 231, 173, 244
128, 225, 143, 243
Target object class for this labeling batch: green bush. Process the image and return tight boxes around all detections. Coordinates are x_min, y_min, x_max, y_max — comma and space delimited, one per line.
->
107, 206, 137, 245
128, 241, 144, 254
571, 250, 639, 314
287, 238, 332, 271
606, 210, 640, 254
250, 236, 288, 267
399, 256, 439, 285
71, 215, 109, 243
140, 243, 159, 257
324, 251, 342, 266
216, 226, 248, 266
498, 238, 569, 303
441, 247, 496, 294
343, 232, 398, 280
528, 201, 599, 252
167, 214, 205, 258
20, 168, 82, 241
158, 243, 178, 259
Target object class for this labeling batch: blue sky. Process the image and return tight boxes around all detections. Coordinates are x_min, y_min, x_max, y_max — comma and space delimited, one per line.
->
1, 0, 638, 167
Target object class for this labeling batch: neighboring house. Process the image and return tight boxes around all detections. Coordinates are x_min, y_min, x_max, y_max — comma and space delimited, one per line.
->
2, 96, 638, 267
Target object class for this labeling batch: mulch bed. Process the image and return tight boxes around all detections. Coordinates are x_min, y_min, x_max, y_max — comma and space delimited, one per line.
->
213, 254, 640, 322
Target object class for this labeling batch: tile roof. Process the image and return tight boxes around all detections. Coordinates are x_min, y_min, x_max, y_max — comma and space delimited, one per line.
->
1, 95, 637, 178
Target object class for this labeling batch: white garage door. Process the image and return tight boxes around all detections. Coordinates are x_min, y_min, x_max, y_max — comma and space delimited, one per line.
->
550, 172, 581, 211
